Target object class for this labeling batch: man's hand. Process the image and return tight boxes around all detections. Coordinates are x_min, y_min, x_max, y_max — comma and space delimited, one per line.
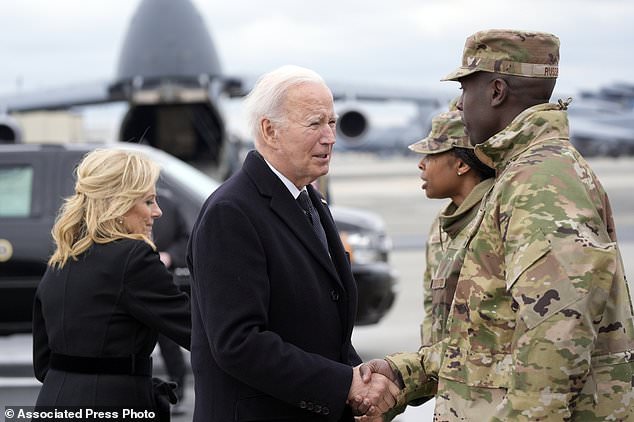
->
347, 365, 400, 416
358, 359, 402, 387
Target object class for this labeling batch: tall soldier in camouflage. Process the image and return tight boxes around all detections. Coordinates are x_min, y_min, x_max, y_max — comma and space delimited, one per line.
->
359, 29, 634, 421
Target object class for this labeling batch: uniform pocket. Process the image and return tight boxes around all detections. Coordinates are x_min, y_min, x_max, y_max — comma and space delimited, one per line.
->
506, 233, 551, 292
508, 230, 617, 330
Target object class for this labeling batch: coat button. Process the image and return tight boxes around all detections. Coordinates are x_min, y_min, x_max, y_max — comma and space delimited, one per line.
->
330, 290, 340, 301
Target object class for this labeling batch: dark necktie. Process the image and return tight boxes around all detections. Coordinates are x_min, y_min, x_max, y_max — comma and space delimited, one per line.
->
297, 190, 329, 252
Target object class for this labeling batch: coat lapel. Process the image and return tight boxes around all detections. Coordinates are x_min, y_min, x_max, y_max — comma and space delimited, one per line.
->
243, 152, 342, 284
309, 185, 358, 330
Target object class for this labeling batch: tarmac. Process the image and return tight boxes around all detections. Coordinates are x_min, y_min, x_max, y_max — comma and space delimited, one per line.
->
1, 153, 633, 421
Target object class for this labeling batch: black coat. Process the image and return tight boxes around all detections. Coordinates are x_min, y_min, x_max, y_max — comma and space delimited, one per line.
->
33, 239, 191, 409
187, 151, 361, 422
154, 190, 189, 269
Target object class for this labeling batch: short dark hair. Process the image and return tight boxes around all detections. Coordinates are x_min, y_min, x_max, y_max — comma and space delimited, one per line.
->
452, 148, 495, 180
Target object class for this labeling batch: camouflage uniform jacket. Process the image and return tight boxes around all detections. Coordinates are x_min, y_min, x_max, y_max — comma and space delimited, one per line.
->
422, 179, 495, 348
387, 179, 495, 421
387, 103, 634, 421
420, 215, 444, 348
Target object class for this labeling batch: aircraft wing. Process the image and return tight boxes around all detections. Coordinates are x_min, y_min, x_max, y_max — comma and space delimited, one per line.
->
325, 81, 451, 149
228, 74, 451, 150
232, 75, 449, 106
0, 80, 116, 112
327, 81, 448, 107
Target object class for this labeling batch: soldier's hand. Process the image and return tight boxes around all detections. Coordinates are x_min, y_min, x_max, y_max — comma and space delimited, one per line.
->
358, 359, 402, 387
348, 366, 400, 416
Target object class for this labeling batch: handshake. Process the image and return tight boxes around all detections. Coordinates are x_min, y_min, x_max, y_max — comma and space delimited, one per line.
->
347, 359, 402, 420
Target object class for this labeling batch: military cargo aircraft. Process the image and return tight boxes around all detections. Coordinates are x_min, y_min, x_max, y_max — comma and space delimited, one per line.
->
0, 0, 410, 334
0, 0, 444, 178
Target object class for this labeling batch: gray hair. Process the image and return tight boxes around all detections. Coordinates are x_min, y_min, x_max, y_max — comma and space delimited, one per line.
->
244, 65, 327, 142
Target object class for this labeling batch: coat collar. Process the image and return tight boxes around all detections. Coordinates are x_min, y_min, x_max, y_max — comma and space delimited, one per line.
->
474, 103, 570, 172
439, 178, 494, 238
242, 151, 341, 284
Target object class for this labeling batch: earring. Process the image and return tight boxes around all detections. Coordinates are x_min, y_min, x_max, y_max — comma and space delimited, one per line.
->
117, 218, 124, 225
457, 171, 462, 176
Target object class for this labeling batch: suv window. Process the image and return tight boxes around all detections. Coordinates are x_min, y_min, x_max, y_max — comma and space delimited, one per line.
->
0, 165, 34, 217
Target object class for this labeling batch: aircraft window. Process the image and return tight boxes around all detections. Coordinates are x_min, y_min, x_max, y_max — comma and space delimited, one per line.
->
0, 165, 34, 217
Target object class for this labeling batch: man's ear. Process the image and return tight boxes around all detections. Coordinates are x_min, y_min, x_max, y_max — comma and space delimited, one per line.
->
490, 78, 509, 107
260, 118, 278, 149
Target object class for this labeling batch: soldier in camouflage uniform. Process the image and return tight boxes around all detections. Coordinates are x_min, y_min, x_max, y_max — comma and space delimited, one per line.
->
360, 29, 634, 421
415, 110, 496, 347
382, 111, 496, 422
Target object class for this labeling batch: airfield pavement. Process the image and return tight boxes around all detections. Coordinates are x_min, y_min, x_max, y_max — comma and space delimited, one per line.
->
1, 152, 632, 421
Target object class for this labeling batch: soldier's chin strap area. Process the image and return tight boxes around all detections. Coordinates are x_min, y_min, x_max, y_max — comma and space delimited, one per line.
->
557, 97, 573, 110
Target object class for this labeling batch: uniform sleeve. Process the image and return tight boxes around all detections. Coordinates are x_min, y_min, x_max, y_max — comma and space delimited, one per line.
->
384, 340, 442, 413
381, 219, 440, 421
421, 250, 433, 347
32, 288, 50, 382
121, 241, 191, 350
189, 201, 352, 420
491, 163, 619, 421
421, 217, 442, 347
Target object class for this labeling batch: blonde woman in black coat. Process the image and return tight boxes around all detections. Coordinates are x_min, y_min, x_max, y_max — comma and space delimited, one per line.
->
32, 149, 191, 419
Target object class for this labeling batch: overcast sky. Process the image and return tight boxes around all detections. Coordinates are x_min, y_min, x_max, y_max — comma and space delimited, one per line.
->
1, 0, 633, 99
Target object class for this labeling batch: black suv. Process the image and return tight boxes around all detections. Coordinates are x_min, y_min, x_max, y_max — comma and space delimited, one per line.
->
0, 143, 396, 335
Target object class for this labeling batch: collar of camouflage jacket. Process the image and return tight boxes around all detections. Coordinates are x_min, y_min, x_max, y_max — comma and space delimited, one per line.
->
474, 103, 570, 171
439, 178, 495, 238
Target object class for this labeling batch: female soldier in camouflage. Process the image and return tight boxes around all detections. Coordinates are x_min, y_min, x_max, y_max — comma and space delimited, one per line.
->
378, 110, 495, 421
414, 110, 495, 347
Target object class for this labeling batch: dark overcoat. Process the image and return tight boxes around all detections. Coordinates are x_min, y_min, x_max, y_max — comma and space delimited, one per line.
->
33, 239, 191, 409
187, 151, 361, 422
154, 191, 189, 269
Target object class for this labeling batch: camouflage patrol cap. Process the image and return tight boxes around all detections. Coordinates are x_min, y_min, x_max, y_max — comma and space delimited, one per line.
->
442, 29, 560, 81
408, 111, 472, 155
